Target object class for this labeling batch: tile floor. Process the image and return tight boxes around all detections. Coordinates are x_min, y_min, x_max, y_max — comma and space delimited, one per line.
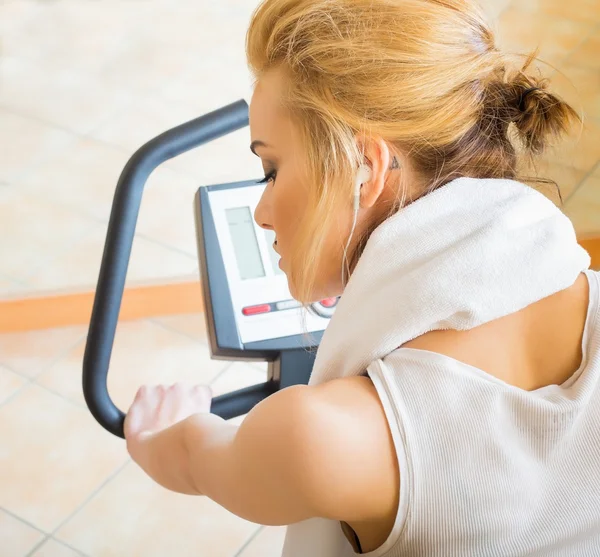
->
1, 0, 599, 555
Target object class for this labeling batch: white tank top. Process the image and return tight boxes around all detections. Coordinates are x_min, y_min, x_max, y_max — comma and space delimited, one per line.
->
290, 269, 600, 557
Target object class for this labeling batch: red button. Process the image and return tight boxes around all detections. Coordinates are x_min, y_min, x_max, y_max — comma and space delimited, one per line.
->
242, 304, 272, 316
320, 298, 337, 308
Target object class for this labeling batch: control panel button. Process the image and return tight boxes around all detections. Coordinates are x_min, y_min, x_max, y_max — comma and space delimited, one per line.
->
276, 300, 302, 311
242, 304, 272, 316
310, 298, 338, 318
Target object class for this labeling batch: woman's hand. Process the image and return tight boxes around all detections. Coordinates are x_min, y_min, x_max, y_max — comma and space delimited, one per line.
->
124, 383, 213, 493
125, 383, 212, 441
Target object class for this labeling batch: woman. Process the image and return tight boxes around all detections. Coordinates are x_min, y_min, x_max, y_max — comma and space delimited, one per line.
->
124, 0, 600, 555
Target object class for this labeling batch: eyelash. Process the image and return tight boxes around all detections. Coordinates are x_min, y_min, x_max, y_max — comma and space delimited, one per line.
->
257, 169, 277, 184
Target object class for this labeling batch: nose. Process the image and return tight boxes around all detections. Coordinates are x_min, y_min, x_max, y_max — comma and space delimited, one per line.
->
254, 186, 274, 231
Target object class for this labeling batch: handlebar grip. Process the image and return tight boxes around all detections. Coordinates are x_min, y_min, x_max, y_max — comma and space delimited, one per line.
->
82, 100, 249, 438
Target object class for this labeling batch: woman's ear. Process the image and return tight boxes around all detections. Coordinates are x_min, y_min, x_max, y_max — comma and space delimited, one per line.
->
357, 136, 392, 209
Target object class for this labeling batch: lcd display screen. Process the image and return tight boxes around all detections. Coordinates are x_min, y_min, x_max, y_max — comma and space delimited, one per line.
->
225, 206, 266, 280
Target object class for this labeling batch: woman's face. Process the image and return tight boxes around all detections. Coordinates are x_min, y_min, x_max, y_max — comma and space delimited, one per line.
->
249, 72, 311, 299
249, 69, 401, 302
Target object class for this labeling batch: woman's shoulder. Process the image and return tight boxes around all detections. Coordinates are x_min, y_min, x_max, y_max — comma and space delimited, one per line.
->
249, 376, 399, 523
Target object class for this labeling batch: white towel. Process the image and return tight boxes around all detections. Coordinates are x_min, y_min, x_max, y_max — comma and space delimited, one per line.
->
283, 176, 590, 557
309, 176, 590, 387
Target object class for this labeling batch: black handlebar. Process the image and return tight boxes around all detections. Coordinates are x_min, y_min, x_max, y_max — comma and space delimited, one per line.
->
82, 100, 250, 438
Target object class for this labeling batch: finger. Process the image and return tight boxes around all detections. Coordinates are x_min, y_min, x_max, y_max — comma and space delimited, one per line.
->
124, 406, 140, 438
133, 384, 148, 402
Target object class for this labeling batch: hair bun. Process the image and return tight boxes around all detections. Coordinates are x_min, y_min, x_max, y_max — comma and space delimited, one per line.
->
507, 69, 578, 155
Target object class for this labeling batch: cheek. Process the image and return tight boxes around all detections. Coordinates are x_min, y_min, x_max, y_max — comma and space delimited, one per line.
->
270, 177, 345, 298
272, 182, 306, 244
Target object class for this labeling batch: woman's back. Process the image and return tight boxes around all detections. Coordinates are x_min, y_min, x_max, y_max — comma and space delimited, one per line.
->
352, 269, 600, 556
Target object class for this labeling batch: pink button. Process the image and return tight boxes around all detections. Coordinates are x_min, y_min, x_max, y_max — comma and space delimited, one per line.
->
320, 298, 337, 308
242, 304, 271, 316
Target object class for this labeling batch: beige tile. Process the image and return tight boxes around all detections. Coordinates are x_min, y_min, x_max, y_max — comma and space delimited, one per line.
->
55, 462, 259, 557
159, 60, 253, 111
37, 320, 231, 410
0, 56, 134, 136
145, 164, 201, 194
20, 136, 201, 231
31, 538, 84, 557
91, 97, 193, 153
0, 277, 29, 300
136, 170, 203, 257
0, 0, 45, 35
152, 314, 270, 376
496, 9, 595, 68
567, 34, 600, 71
0, 187, 98, 281
124, 232, 199, 284
90, 95, 261, 187
519, 159, 587, 202
152, 313, 208, 343
544, 118, 600, 174
0, 365, 27, 405
238, 526, 287, 557
97, 33, 201, 95
563, 174, 600, 236
44, 0, 155, 39
26, 225, 198, 293
136, 0, 255, 49
0, 384, 128, 532
89, 96, 206, 154
476, 0, 512, 21
92, 1, 255, 96
515, 0, 600, 24
0, 325, 86, 379
1, 1, 140, 75
210, 361, 269, 398
546, 163, 589, 201
0, 109, 75, 183
166, 127, 262, 188
0, 509, 46, 555
550, 65, 600, 121
20, 137, 130, 221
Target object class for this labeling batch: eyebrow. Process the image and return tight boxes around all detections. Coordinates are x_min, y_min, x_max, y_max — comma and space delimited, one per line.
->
250, 140, 269, 156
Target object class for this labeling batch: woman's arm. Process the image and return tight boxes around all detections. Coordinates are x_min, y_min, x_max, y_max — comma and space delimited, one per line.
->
125, 377, 399, 527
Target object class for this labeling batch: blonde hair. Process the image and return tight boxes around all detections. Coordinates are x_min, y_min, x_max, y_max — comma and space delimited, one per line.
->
245, 0, 580, 303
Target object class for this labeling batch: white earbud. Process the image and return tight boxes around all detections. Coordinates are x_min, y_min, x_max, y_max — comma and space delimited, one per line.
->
353, 164, 372, 211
